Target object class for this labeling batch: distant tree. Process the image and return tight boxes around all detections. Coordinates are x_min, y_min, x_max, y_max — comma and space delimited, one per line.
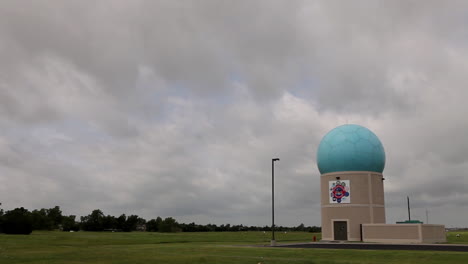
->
102, 215, 117, 230
135, 217, 146, 231
81, 209, 105, 231
146, 219, 156, 232
159, 217, 180, 232
146, 218, 160, 232
116, 214, 127, 231
62, 215, 80, 232
0, 203, 3, 233
180, 222, 198, 232
155, 216, 162, 229
46, 206, 63, 229
203, 223, 216, 232
2, 207, 33, 234
307, 226, 321, 233
0, 203, 322, 234
79, 213, 145, 232
295, 223, 306, 232
31, 209, 53, 230
123, 215, 139, 232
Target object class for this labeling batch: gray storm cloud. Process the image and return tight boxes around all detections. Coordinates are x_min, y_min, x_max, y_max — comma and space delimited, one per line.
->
1, 0, 468, 226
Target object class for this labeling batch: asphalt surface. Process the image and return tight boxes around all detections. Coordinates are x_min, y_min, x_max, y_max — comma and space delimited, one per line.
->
276, 242, 468, 252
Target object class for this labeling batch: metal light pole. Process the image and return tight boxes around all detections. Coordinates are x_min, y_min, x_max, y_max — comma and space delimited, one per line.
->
271, 158, 280, 246
407, 196, 411, 221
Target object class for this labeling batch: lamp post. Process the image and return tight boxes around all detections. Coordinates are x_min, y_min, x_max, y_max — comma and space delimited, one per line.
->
407, 196, 411, 221
271, 158, 280, 246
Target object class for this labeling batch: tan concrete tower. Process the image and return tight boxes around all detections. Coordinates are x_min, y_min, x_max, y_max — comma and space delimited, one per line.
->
320, 171, 386, 241
317, 125, 386, 241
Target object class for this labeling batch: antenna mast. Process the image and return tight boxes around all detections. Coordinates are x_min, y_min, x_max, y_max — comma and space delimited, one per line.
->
407, 196, 411, 221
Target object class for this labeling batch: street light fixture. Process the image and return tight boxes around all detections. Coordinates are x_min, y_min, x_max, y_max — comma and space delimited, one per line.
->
271, 158, 280, 246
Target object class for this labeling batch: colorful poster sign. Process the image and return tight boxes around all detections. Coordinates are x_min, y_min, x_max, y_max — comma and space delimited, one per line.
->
329, 180, 350, 203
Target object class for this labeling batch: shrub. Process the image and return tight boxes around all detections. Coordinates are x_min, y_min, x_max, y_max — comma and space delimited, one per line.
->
2, 207, 33, 235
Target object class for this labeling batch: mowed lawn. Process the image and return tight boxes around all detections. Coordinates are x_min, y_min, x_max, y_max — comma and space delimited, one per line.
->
0, 231, 467, 264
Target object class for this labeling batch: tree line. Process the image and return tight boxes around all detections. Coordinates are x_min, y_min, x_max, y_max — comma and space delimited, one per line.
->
0, 204, 321, 235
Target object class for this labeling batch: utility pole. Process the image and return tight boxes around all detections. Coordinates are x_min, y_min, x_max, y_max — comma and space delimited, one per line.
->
426, 209, 429, 224
407, 196, 411, 221
271, 158, 280, 246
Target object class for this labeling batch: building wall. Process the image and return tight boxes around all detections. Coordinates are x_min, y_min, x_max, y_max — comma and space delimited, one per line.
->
362, 224, 446, 243
321, 171, 385, 241
362, 224, 420, 243
421, 225, 447, 243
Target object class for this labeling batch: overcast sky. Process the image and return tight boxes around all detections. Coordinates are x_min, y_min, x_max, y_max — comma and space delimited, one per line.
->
1, 0, 468, 227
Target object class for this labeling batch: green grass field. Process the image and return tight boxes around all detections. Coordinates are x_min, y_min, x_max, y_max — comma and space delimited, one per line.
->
1, 231, 467, 264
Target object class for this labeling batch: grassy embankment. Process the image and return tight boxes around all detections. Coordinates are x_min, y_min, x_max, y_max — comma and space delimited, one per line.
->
0, 231, 467, 264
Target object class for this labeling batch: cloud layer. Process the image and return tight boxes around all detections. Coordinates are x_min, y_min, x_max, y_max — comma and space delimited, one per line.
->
1, 0, 468, 226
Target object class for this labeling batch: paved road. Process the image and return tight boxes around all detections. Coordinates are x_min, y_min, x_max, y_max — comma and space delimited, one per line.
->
277, 242, 468, 252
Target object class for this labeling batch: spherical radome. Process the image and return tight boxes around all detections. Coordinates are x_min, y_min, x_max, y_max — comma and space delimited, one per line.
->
317, 124, 385, 174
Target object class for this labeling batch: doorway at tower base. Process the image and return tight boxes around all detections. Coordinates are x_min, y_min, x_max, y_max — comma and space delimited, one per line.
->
362, 224, 446, 244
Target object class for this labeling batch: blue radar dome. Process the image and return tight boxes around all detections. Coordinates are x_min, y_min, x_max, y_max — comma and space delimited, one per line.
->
317, 124, 386, 174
